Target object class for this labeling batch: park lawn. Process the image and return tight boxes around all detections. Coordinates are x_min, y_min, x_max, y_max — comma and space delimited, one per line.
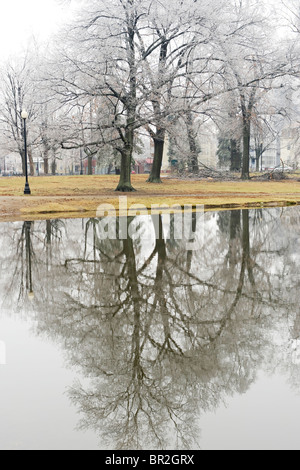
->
0, 175, 300, 220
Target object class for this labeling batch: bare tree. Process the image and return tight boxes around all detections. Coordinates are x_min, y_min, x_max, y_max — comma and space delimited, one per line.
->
0, 56, 36, 175
211, 0, 293, 179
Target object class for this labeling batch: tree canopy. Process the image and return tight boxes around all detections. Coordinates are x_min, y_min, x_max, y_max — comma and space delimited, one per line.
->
0, 0, 298, 186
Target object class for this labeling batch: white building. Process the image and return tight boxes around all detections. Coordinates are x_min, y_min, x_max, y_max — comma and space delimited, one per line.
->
252, 127, 300, 171
0, 153, 23, 176
280, 127, 300, 168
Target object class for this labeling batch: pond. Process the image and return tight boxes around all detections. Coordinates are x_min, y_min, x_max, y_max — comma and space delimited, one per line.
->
1, 207, 300, 450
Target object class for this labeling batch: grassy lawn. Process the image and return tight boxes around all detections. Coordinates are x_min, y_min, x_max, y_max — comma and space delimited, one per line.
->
0, 174, 300, 220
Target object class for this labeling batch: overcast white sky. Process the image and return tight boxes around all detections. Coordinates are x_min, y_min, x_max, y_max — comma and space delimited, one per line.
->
0, 0, 72, 59
0, 0, 289, 60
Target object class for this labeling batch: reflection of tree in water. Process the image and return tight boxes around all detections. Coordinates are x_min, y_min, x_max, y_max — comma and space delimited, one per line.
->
2, 209, 300, 449
1, 220, 66, 308
33, 210, 292, 450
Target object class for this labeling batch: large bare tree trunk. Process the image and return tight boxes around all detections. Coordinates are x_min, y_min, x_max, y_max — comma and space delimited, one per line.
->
88, 155, 93, 175
115, 15, 136, 192
147, 38, 169, 184
228, 210, 241, 266
186, 111, 199, 173
147, 129, 165, 184
230, 139, 241, 172
240, 87, 257, 180
44, 149, 49, 175
115, 145, 136, 192
51, 157, 56, 175
255, 143, 263, 172
21, 150, 26, 176
28, 148, 35, 177
241, 118, 251, 180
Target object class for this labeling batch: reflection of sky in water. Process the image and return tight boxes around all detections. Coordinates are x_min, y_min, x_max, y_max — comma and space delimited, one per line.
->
201, 374, 300, 451
0, 207, 300, 450
0, 318, 98, 450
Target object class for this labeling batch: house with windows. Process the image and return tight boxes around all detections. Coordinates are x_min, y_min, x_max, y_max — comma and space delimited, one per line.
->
280, 127, 299, 168
0, 153, 23, 176
250, 126, 300, 171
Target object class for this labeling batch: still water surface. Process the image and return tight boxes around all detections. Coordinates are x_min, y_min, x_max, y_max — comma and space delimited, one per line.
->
1, 208, 300, 450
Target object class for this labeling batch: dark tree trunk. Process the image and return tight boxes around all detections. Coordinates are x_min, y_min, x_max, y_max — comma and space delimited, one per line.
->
228, 210, 241, 267
46, 220, 51, 245
155, 216, 167, 274
255, 143, 263, 172
240, 87, 256, 180
28, 148, 34, 177
230, 210, 241, 240
115, 111, 136, 192
21, 150, 26, 177
256, 148, 260, 172
147, 38, 169, 184
147, 129, 165, 184
230, 139, 241, 172
88, 155, 93, 175
242, 210, 250, 258
242, 209, 256, 288
51, 158, 56, 175
115, 145, 136, 192
122, 227, 143, 384
186, 112, 199, 173
44, 150, 49, 175
115, 19, 136, 192
241, 119, 251, 180
189, 151, 199, 174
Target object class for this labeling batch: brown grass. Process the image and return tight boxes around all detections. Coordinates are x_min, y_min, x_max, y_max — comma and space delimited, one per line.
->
0, 174, 300, 221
